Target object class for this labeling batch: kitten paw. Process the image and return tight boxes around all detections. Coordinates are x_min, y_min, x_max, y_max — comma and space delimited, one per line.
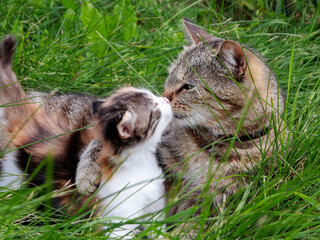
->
76, 139, 103, 195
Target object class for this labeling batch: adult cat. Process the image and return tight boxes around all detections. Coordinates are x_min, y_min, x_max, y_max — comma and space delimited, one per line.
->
76, 17, 285, 222
0, 36, 172, 238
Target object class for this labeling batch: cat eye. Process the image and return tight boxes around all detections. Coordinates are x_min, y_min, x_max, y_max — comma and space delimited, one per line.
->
183, 84, 195, 90
177, 84, 196, 95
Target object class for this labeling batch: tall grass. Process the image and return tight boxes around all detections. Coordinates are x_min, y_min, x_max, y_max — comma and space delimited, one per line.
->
0, 0, 319, 239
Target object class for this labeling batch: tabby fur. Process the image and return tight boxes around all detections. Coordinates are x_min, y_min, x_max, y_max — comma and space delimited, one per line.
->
158, 18, 285, 216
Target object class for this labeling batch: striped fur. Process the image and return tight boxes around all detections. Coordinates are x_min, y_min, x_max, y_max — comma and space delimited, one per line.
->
158, 18, 286, 220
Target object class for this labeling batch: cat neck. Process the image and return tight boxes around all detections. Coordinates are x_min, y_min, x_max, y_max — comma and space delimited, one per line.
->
184, 124, 271, 149
116, 140, 159, 167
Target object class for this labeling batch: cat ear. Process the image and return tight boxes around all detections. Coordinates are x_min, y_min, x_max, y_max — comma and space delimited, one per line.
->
183, 17, 217, 44
117, 110, 136, 140
92, 101, 104, 114
218, 40, 247, 80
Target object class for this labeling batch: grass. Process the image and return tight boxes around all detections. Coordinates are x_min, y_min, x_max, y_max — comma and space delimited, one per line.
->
0, 0, 320, 239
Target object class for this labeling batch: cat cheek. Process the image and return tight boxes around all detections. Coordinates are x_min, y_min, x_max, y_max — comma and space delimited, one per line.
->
173, 101, 190, 114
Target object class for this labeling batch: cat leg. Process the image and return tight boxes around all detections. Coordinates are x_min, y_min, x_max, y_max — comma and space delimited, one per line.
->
76, 139, 102, 195
168, 174, 244, 239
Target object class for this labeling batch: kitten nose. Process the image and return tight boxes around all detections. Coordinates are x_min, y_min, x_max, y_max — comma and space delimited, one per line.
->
163, 97, 169, 103
162, 90, 173, 102
157, 97, 169, 104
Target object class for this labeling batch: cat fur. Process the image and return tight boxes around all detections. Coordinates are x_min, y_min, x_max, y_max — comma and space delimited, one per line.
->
158, 18, 285, 216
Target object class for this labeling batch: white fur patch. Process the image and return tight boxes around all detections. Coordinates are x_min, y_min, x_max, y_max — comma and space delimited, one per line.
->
98, 146, 165, 238
0, 151, 24, 190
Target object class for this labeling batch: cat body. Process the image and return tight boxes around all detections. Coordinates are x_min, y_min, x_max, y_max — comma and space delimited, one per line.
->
0, 36, 172, 237
158, 18, 285, 216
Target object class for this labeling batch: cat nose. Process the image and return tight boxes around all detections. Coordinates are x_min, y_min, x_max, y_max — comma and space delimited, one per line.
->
162, 90, 173, 102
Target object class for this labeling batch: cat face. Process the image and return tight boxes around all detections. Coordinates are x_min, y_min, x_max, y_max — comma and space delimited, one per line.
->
93, 87, 172, 151
163, 18, 283, 135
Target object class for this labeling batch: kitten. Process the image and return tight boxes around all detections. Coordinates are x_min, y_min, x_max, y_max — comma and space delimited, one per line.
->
76, 17, 286, 225
88, 88, 172, 238
0, 36, 172, 238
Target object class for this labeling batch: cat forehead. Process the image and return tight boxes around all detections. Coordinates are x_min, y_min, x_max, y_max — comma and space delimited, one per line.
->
168, 39, 223, 75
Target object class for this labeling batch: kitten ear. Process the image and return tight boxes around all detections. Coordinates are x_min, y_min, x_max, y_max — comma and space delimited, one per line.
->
218, 40, 247, 80
183, 17, 217, 44
92, 101, 104, 114
117, 110, 136, 140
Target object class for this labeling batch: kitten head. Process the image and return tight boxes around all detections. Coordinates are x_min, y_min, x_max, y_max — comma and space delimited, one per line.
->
163, 18, 284, 136
93, 87, 172, 154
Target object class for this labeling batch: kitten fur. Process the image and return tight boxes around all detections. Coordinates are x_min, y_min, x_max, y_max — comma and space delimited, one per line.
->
0, 35, 172, 237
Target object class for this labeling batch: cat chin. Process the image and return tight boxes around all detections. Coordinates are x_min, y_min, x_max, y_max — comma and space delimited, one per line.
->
174, 114, 229, 135
173, 112, 184, 120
